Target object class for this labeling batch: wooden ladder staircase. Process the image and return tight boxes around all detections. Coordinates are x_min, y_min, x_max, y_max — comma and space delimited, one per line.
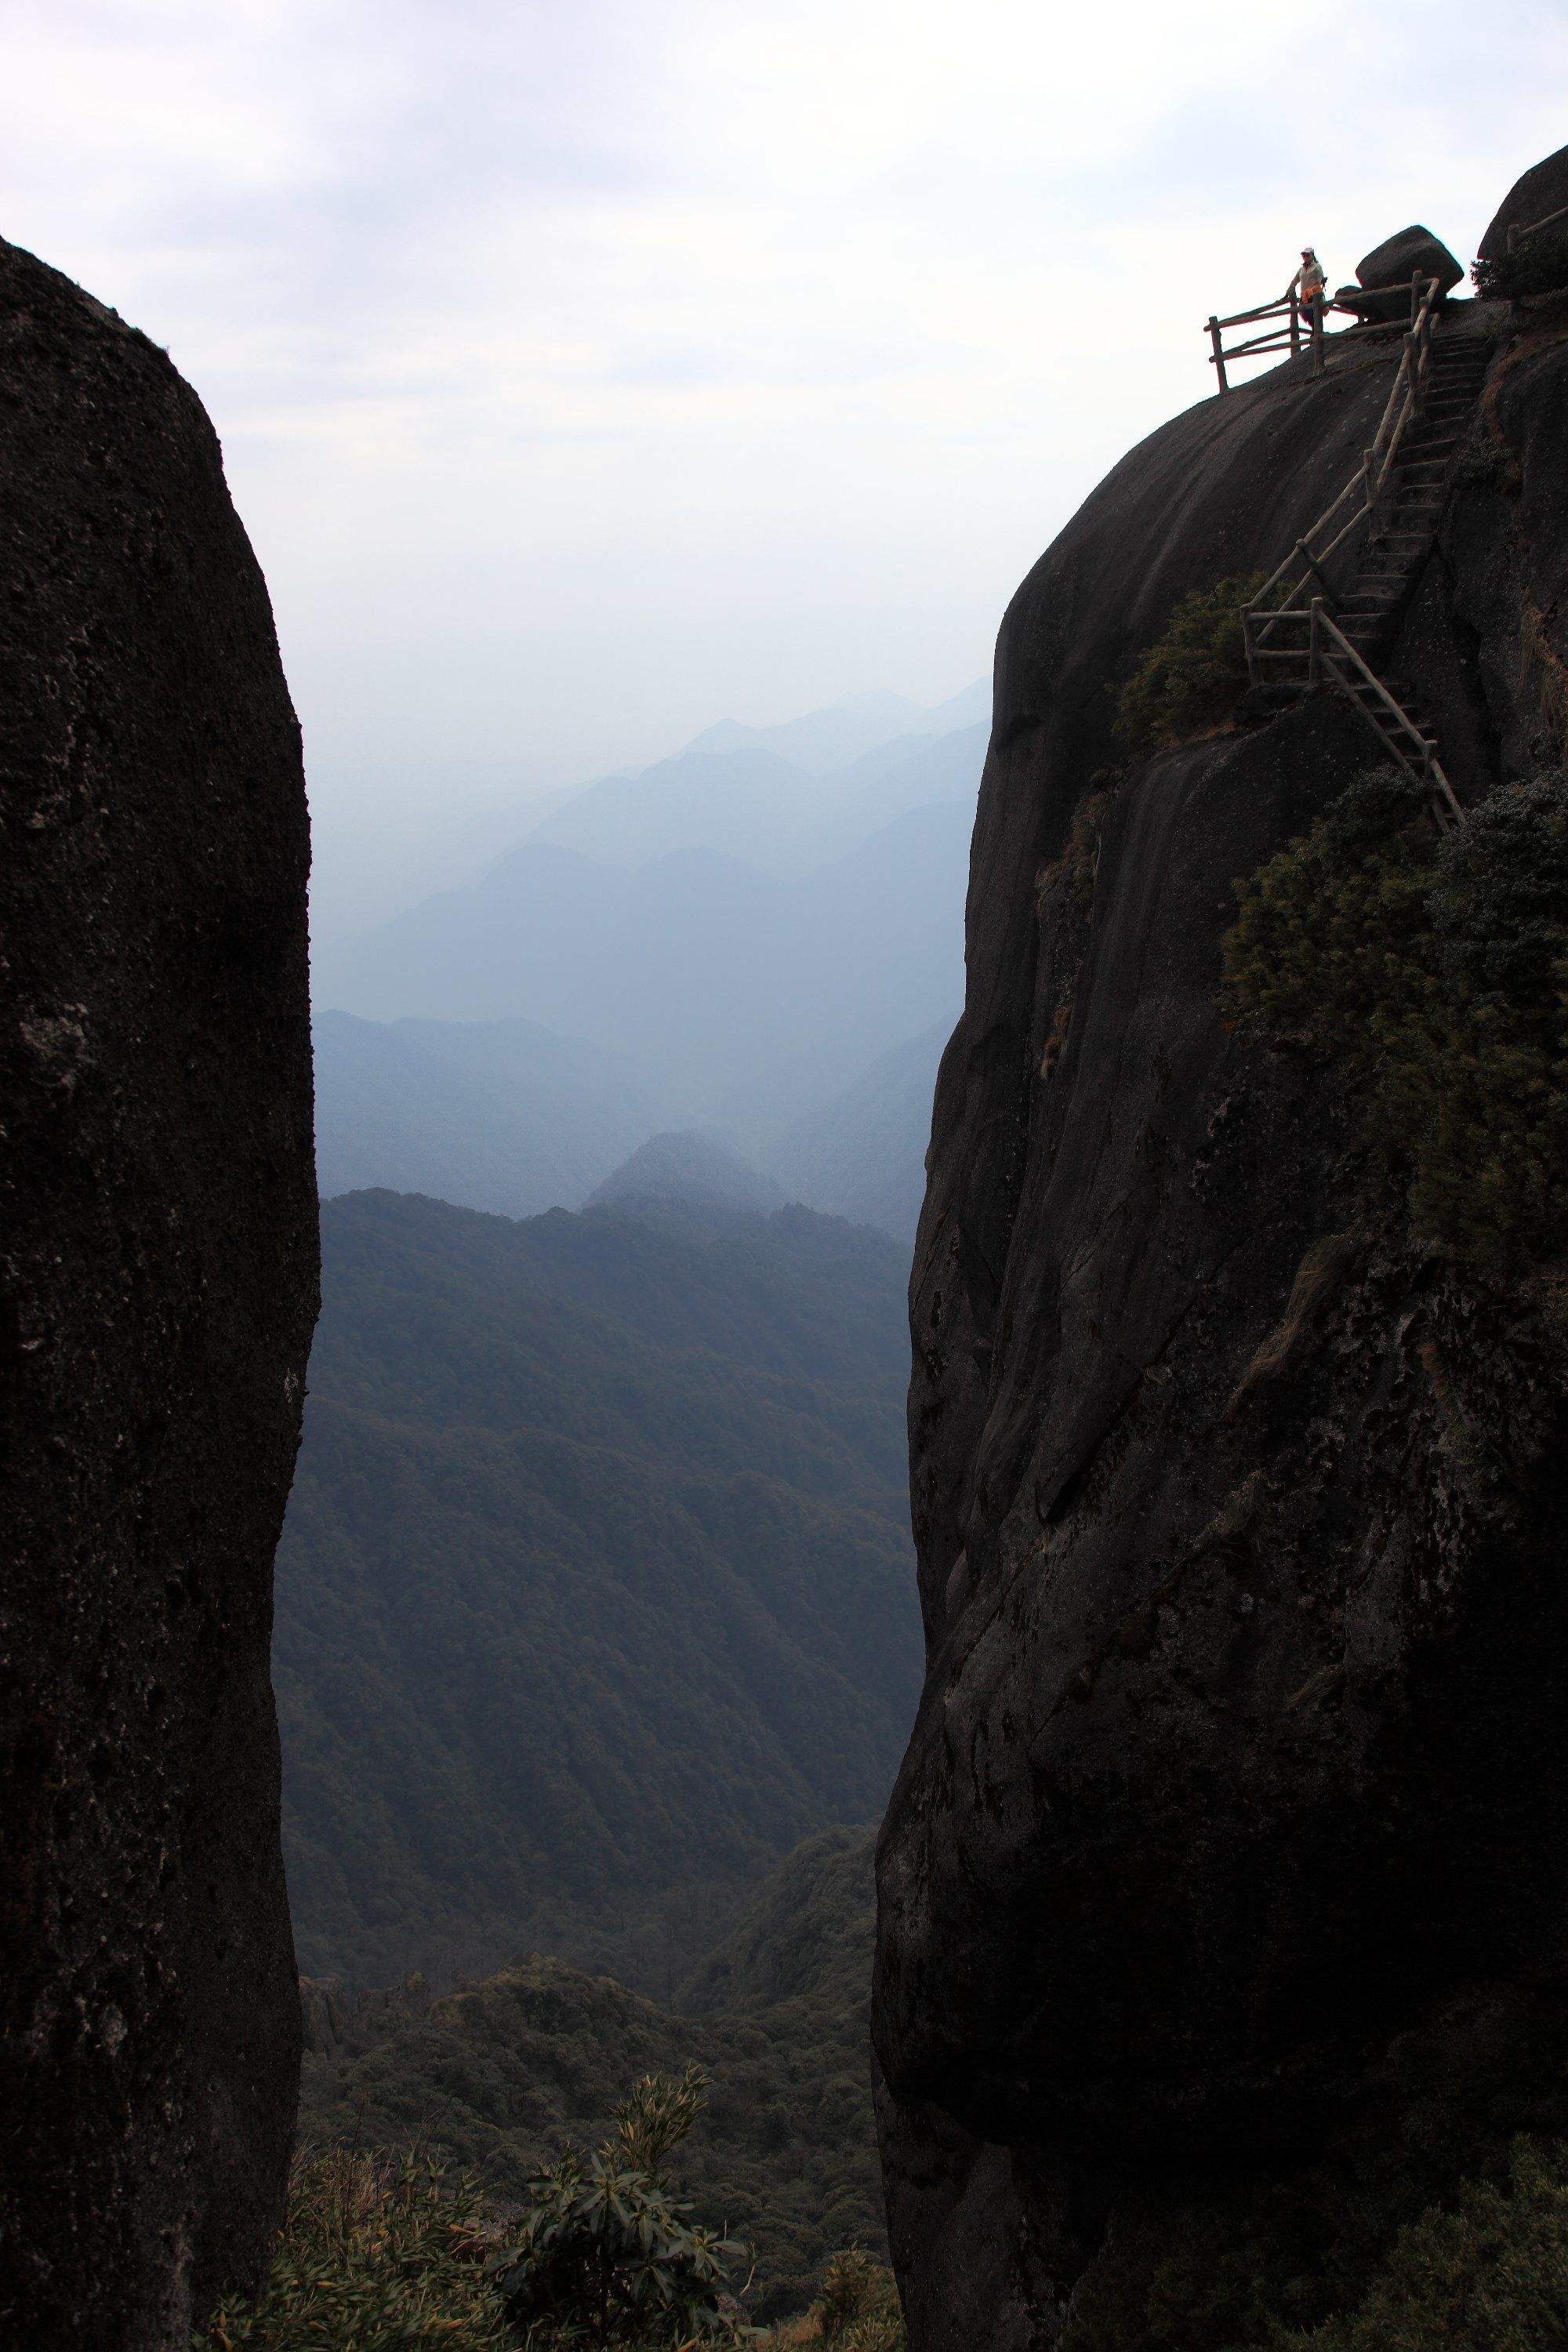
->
1244, 296, 1492, 823
1327, 326, 1492, 751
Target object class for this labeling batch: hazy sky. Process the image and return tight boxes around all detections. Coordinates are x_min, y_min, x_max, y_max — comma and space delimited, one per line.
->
5, 2, 1566, 926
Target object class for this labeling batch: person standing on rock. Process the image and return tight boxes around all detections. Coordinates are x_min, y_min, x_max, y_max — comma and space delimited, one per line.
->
1288, 247, 1327, 328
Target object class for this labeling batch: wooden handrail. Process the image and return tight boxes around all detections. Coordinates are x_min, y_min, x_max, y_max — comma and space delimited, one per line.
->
1308, 601, 1463, 825
1207, 288, 1323, 391
1507, 199, 1568, 255
1243, 274, 1441, 653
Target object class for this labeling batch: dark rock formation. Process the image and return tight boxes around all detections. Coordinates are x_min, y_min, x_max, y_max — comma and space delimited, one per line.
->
875, 171, 1568, 2350
1334, 223, 1462, 323
1478, 140, 1568, 259
0, 240, 318, 2344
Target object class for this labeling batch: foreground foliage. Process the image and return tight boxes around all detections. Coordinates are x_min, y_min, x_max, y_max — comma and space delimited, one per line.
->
1221, 768, 1568, 1266
1473, 230, 1568, 303
495, 2067, 749, 2347
300, 1831, 884, 2319
194, 2148, 508, 2351
1113, 575, 1262, 754
811, 2249, 903, 2352
1269, 2140, 1568, 2351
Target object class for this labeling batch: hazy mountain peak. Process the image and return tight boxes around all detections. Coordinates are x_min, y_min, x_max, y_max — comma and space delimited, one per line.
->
587, 1131, 786, 1215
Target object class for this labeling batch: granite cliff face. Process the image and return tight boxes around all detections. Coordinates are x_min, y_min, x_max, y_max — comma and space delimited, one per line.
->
874, 165, 1568, 2350
0, 241, 318, 2343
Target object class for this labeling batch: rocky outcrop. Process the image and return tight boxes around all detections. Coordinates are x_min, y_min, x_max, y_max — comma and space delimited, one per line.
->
874, 168, 1568, 2350
0, 241, 318, 2343
1335, 223, 1462, 322
1479, 141, 1568, 260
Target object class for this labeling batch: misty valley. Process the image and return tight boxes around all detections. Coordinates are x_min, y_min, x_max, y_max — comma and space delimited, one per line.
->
10, 69, 1568, 2352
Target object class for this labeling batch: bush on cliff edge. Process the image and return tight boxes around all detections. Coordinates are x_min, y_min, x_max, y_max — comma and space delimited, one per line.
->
1220, 768, 1568, 1268
1113, 575, 1262, 755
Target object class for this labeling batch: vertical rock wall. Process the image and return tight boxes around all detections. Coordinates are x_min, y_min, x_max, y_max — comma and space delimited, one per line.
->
0, 239, 318, 2344
875, 222, 1568, 2347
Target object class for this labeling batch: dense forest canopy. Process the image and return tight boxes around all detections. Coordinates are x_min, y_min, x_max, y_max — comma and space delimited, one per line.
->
275, 1188, 920, 1991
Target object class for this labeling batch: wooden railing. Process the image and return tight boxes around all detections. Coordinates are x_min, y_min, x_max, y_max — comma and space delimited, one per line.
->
1205, 291, 1326, 391
1305, 601, 1462, 826
1507, 199, 1568, 255
1242, 272, 1443, 670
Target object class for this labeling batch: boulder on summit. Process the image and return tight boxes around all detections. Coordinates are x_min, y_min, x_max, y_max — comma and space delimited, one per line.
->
1478, 138, 1568, 260
1334, 223, 1462, 322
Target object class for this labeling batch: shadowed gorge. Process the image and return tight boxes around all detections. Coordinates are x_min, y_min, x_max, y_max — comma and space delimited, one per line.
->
0, 238, 318, 2344
873, 154, 1568, 2352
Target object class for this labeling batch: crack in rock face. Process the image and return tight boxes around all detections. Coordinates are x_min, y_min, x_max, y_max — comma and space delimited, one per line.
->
873, 159, 1568, 2352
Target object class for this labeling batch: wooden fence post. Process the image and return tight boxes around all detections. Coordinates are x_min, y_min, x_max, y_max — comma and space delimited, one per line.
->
1290, 291, 1301, 358
1310, 597, 1323, 684
1208, 315, 1228, 394
1311, 295, 1325, 376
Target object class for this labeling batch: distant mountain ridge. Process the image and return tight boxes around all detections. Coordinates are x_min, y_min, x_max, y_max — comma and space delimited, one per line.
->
314, 1011, 657, 1217
313, 798, 972, 1145
276, 1187, 920, 1992
587, 1131, 786, 1214
508, 718, 985, 881
768, 1025, 947, 1244
681, 680, 985, 772
310, 677, 982, 1243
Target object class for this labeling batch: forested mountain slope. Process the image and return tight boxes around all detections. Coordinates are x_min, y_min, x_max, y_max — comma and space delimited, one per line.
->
768, 1025, 947, 1243
275, 1190, 918, 1991
298, 1827, 881, 2321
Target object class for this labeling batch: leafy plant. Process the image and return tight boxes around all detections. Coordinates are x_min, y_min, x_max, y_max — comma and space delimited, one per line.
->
1264, 2138, 1568, 2350
1113, 575, 1263, 756
1220, 768, 1568, 1267
193, 2148, 508, 2351
1473, 228, 1568, 303
492, 2068, 750, 2348
299, 1831, 889, 2323
811, 2249, 903, 2352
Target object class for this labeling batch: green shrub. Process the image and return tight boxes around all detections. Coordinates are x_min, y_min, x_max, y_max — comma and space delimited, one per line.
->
1220, 768, 1568, 1267
1473, 228, 1568, 303
194, 2148, 508, 2351
492, 2067, 750, 2349
1265, 2138, 1568, 2350
1113, 575, 1263, 755
811, 2249, 903, 2352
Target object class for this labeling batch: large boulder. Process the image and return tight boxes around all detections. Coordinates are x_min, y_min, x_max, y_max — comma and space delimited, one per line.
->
1334, 223, 1461, 323
1478, 140, 1568, 260
0, 240, 318, 2344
